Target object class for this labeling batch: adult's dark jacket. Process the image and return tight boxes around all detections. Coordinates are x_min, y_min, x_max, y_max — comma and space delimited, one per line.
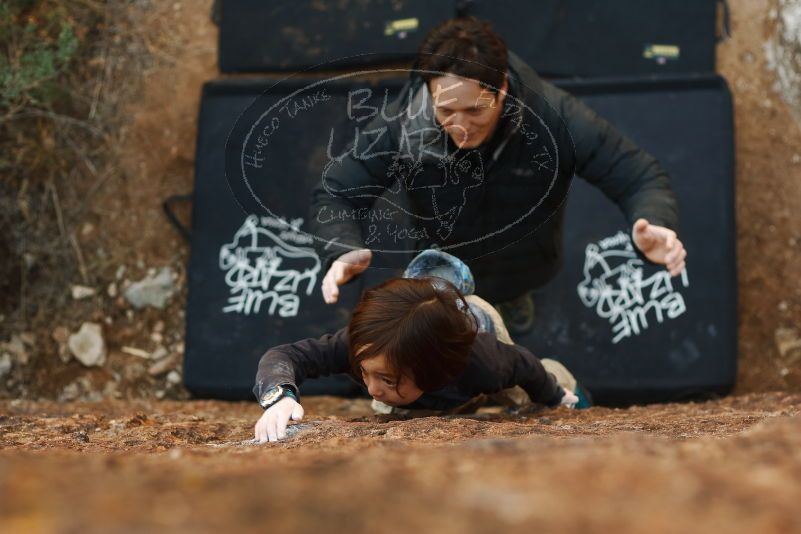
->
310, 51, 679, 303
254, 327, 565, 410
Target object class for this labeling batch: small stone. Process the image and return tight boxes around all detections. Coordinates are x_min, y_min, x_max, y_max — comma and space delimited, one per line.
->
150, 346, 168, 361
155, 390, 166, 400
68, 323, 107, 367
122, 361, 146, 382
52, 326, 69, 343
2, 335, 28, 365
121, 346, 151, 359
0, 354, 12, 378
19, 332, 35, 346
775, 328, 801, 361
102, 381, 118, 397
780, 368, 790, 377
81, 223, 95, 237
115, 265, 126, 280
166, 370, 182, 385
52, 326, 72, 363
778, 301, 789, 311
148, 353, 178, 376
107, 282, 118, 298
150, 332, 163, 344
123, 267, 176, 309
71, 285, 96, 300
59, 382, 81, 402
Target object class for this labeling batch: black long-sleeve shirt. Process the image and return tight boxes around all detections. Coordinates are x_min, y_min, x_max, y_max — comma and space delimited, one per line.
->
254, 328, 565, 410
308, 51, 679, 302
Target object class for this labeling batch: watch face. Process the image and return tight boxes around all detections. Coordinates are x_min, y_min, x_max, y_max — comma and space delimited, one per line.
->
260, 385, 284, 407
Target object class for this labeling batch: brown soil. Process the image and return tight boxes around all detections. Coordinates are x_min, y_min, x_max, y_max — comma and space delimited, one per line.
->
718, 0, 801, 392
3, 394, 801, 533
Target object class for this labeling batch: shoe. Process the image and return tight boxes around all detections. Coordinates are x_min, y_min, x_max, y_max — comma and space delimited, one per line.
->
495, 291, 536, 336
403, 249, 475, 296
574, 383, 593, 409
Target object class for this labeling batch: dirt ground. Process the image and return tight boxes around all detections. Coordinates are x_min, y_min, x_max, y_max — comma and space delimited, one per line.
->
2, 393, 801, 533
2, 0, 801, 532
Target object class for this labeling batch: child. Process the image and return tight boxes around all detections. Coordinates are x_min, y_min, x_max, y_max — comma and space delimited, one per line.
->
254, 250, 582, 443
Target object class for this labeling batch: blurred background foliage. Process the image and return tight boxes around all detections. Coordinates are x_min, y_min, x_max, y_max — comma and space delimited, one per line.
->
0, 0, 108, 348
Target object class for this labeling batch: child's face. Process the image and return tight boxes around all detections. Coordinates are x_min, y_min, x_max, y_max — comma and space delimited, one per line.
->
360, 354, 423, 406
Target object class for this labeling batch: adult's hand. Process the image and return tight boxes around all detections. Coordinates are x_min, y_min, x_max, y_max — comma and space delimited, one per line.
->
254, 397, 304, 443
631, 218, 687, 277
321, 248, 372, 304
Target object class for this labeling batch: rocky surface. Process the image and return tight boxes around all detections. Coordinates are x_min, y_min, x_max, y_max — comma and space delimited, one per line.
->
1, 393, 801, 533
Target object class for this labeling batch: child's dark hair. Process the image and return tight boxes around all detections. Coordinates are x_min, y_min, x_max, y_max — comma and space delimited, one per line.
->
416, 16, 508, 93
348, 277, 477, 391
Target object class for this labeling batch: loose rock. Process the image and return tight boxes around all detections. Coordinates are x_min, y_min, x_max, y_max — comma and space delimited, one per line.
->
52, 326, 72, 363
0, 353, 12, 379
68, 323, 107, 367
1, 334, 29, 365
121, 346, 151, 359
149, 346, 168, 361
148, 353, 179, 376
71, 285, 96, 300
123, 267, 176, 309
775, 327, 801, 362
166, 370, 182, 385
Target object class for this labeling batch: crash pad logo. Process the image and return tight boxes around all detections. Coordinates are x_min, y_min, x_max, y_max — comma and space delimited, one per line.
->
219, 215, 320, 317
226, 60, 573, 260
577, 231, 690, 344
320, 85, 489, 243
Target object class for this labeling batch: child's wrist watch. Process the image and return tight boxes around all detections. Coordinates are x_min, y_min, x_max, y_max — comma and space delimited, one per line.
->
259, 384, 298, 410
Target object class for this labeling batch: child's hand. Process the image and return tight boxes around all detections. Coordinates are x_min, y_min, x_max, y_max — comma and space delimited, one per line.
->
560, 387, 579, 409
254, 397, 304, 443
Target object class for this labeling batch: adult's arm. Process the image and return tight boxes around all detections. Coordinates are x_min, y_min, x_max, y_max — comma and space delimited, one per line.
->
309, 111, 400, 273
542, 81, 680, 240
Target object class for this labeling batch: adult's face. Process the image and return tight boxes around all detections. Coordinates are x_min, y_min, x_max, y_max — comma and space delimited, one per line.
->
428, 74, 508, 149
